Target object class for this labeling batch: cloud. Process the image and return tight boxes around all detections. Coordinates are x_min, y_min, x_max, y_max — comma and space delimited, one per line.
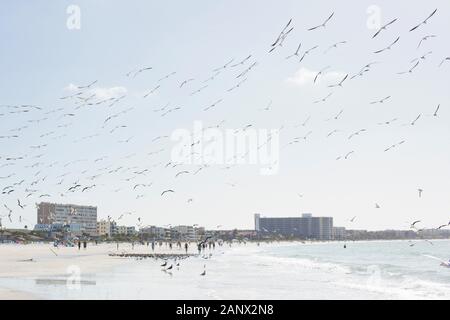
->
64, 83, 78, 92
64, 83, 128, 100
287, 67, 347, 86
90, 86, 128, 100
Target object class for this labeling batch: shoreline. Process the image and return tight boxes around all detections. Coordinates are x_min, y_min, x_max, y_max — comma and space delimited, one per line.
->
1, 240, 449, 299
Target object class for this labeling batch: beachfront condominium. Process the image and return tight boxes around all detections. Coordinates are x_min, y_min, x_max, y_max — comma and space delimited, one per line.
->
97, 220, 117, 237
37, 202, 98, 236
254, 213, 333, 240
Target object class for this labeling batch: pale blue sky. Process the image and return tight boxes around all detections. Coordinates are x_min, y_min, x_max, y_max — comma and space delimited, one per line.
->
1, 0, 449, 231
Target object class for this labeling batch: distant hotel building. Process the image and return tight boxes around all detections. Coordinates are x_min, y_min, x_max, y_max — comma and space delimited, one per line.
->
97, 220, 116, 237
254, 213, 333, 240
97, 220, 137, 238
37, 202, 98, 236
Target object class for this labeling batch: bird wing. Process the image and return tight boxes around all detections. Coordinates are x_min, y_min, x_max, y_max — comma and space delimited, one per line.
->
424, 9, 437, 22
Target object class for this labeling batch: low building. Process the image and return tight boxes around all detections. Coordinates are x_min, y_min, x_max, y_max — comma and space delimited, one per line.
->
171, 225, 197, 241
139, 226, 167, 240
97, 220, 117, 237
332, 227, 346, 240
116, 225, 136, 236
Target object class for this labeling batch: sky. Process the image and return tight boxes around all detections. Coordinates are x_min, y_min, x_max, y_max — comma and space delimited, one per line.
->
0, 0, 449, 231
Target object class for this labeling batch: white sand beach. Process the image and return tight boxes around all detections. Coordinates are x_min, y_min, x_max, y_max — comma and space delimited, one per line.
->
0, 242, 193, 299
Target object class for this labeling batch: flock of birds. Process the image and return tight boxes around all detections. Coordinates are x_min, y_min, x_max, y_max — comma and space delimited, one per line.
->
0, 7, 449, 239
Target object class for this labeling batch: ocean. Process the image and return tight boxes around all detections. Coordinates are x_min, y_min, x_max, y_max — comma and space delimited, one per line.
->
0, 240, 449, 299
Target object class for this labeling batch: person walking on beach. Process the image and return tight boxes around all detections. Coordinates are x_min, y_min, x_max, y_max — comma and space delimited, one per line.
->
83, 241, 87, 249
77, 241, 81, 250
116, 242, 119, 251
184, 242, 188, 254
151, 241, 155, 251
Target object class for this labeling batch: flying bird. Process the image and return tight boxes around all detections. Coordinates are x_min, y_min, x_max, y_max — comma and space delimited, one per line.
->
314, 66, 331, 83
161, 190, 175, 196
439, 57, 450, 67
328, 74, 348, 88
285, 43, 302, 60
308, 12, 334, 31
409, 9, 437, 32
372, 18, 397, 38
410, 220, 421, 228
432, 104, 440, 117
374, 37, 400, 54
417, 35, 436, 48
418, 189, 424, 198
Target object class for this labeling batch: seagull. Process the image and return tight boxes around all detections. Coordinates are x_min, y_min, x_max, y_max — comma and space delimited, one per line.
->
313, 92, 333, 104
372, 18, 398, 38
17, 199, 25, 209
230, 55, 252, 68
432, 104, 440, 117
269, 23, 294, 53
384, 140, 406, 152
418, 188, 424, 198
323, 41, 347, 54
3, 204, 13, 215
345, 151, 355, 160
285, 43, 302, 60
82, 185, 96, 192
327, 129, 340, 138
328, 74, 348, 88
314, 66, 331, 83
411, 51, 432, 63
375, 203, 381, 209
326, 109, 343, 121
397, 61, 420, 75
374, 36, 400, 54
417, 35, 436, 48
411, 220, 421, 228
409, 9, 437, 32
348, 129, 366, 139
299, 45, 319, 63
410, 114, 422, 126
271, 19, 292, 47
77, 80, 98, 90
370, 96, 391, 104
307, 12, 334, 31
175, 171, 189, 178
439, 57, 450, 67
180, 78, 195, 88
350, 216, 357, 222
161, 190, 175, 196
